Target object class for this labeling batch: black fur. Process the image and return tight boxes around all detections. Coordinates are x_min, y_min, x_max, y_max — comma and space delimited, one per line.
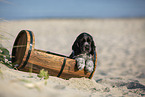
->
70, 32, 95, 58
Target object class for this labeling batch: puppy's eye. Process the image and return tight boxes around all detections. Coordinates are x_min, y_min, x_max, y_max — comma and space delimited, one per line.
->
87, 38, 90, 42
82, 39, 86, 42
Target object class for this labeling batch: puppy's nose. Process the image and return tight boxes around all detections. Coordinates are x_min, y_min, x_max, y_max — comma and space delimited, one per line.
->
85, 45, 89, 49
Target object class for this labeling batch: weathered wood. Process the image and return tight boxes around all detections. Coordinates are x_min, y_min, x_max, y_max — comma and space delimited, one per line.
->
12, 30, 97, 79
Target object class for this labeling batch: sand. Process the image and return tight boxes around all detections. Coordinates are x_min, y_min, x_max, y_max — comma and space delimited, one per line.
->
0, 18, 145, 97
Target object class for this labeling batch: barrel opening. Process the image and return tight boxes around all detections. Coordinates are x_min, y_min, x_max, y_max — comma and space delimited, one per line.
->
12, 31, 27, 66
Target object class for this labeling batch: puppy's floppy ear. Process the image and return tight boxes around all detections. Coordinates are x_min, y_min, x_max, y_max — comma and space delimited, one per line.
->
72, 32, 85, 51
72, 38, 80, 51
69, 39, 80, 58
90, 38, 96, 56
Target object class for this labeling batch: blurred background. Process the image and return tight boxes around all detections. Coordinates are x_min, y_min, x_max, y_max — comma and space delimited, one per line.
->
0, 0, 145, 20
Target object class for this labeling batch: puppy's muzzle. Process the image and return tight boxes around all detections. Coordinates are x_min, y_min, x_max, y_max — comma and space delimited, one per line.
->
85, 45, 89, 50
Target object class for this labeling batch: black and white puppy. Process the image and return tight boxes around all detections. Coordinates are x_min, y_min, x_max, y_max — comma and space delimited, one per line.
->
70, 33, 95, 73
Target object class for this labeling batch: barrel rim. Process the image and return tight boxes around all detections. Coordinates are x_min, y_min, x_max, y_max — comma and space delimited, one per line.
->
12, 30, 35, 69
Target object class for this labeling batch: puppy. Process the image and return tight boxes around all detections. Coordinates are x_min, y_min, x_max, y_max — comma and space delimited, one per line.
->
70, 32, 95, 73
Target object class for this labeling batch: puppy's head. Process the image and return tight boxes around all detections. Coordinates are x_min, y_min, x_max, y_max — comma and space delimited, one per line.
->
72, 32, 95, 55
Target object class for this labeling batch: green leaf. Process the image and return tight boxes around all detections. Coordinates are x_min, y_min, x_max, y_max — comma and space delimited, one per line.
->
0, 47, 10, 60
37, 69, 49, 80
0, 47, 12, 68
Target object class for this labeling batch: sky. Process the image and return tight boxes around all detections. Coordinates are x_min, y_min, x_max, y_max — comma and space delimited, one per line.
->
0, 0, 145, 20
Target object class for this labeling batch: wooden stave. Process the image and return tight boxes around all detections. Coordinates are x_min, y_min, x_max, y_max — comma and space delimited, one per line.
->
22, 49, 97, 79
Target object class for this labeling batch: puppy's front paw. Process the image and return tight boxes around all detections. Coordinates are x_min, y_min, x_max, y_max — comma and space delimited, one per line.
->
76, 58, 85, 70
85, 60, 94, 73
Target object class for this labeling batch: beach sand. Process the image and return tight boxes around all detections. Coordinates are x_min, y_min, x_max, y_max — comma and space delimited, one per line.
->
0, 18, 145, 97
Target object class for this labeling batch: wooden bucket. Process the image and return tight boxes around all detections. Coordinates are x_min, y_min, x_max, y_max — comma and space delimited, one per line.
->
12, 30, 97, 79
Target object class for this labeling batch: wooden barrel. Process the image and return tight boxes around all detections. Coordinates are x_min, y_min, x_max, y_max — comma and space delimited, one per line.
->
12, 30, 97, 79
